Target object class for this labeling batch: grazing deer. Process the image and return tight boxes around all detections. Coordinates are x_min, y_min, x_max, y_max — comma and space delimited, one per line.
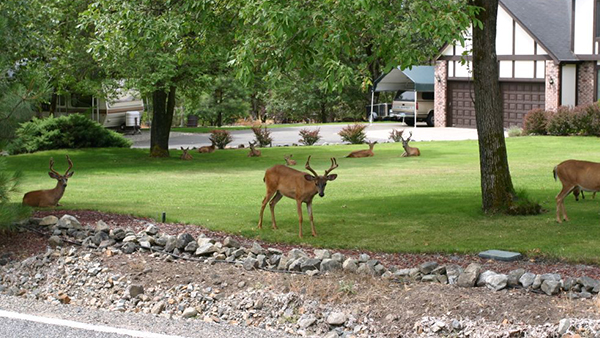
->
284, 154, 297, 166
180, 147, 193, 160
346, 141, 376, 158
400, 131, 420, 157
22, 155, 74, 207
248, 142, 261, 157
258, 156, 338, 238
198, 142, 216, 153
554, 159, 600, 223
573, 186, 597, 201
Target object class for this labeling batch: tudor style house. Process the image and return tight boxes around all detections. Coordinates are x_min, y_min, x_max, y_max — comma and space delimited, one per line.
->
434, 0, 600, 128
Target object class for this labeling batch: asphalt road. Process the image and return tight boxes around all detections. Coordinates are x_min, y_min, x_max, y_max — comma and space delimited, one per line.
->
126, 123, 480, 149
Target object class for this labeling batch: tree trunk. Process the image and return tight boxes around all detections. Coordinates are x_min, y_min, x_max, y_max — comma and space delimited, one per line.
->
50, 92, 58, 117
150, 85, 177, 157
471, 0, 515, 212
320, 102, 327, 123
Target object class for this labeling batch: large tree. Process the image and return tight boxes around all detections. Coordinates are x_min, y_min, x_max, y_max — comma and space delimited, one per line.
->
82, 0, 236, 157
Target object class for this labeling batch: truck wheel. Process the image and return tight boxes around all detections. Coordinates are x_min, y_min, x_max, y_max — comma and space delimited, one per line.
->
404, 117, 415, 126
426, 112, 434, 127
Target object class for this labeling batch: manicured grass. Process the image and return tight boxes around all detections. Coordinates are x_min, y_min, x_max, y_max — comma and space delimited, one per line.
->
5, 136, 600, 263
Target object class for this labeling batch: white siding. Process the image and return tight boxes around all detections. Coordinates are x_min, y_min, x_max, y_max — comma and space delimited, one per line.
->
496, 7, 513, 55
454, 61, 472, 77
514, 24, 535, 55
561, 64, 577, 106
574, 0, 594, 54
499, 61, 513, 78
536, 61, 546, 79
454, 28, 472, 55
536, 45, 548, 55
448, 61, 454, 77
514, 61, 534, 78
442, 45, 454, 56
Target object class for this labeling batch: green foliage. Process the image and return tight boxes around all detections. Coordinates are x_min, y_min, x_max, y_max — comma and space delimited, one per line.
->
507, 126, 523, 137
209, 130, 233, 149
298, 128, 321, 146
0, 157, 29, 230
9, 114, 131, 154
339, 124, 367, 144
388, 129, 404, 142
252, 126, 272, 147
505, 189, 543, 216
522, 109, 549, 135
547, 106, 577, 136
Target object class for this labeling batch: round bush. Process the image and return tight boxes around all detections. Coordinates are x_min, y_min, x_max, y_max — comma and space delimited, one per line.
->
338, 124, 367, 144
547, 106, 577, 136
522, 108, 549, 135
8, 114, 132, 154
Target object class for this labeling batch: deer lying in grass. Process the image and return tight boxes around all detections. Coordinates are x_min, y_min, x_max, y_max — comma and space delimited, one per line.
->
554, 159, 600, 222
258, 156, 338, 238
284, 155, 297, 166
248, 142, 261, 157
400, 131, 420, 157
23, 155, 74, 207
346, 141, 376, 158
198, 142, 216, 153
180, 147, 193, 160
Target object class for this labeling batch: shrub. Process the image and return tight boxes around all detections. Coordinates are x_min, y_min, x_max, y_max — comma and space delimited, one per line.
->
547, 106, 577, 136
251, 126, 272, 147
0, 157, 30, 230
522, 108, 549, 135
389, 129, 404, 142
209, 130, 232, 149
8, 114, 132, 154
298, 128, 321, 146
338, 124, 367, 144
574, 103, 600, 136
505, 189, 543, 216
507, 126, 523, 137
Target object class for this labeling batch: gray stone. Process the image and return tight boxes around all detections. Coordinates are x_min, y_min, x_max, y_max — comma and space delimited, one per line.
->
320, 259, 342, 272
139, 241, 152, 249
164, 235, 177, 252
486, 274, 508, 291
331, 253, 345, 262
182, 307, 198, 318
267, 247, 283, 255
373, 264, 386, 276
145, 224, 159, 236
277, 256, 291, 270
580, 291, 593, 299
127, 285, 144, 298
95, 220, 110, 233
256, 254, 266, 268
99, 239, 116, 248
578, 276, 600, 292
478, 249, 522, 262
314, 249, 331, 260
431, 266, 446, 275
122, 235, 137, 243
409, 268, 422, 280
243, 257, 258, 270
250, 242, 265, 255
288, 258, 306, 272
298, 314, 317, 329
519, 272, 536, 288
323, 331, 339, 338
326, 312, 346, 326
122, 242, 138, 254
268, 254, 281, 267
197, 237, 215, 246
288, 248, 308, 260
541, 280, 561, 296
394, 269, 412, 277
223, 237, 240, 248
58, 215, 81, 229
92, 232, 109, 246
358, 254, 370, 262
532, 275, 543, 289
39, 216, 59, 226
540, 273, 561, 282
48, 236, 63, 248
184, 241, 198, 252
176, 233, 195, 249
477, 270, 497, 287
446, 265, 463, 285
558, 318, 570, 335
151, 301, 165, 315
195, 243, 218, 256
111, 228, 126, 241
421, 275, 437, 282
563, 277, 576, 291
342, 258, 358, 273
457, 263, 481, 287
507, 268, 525, 287
419, 261, 438, 275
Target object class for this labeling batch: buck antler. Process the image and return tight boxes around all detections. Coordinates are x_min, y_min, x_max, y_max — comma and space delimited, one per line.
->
305, 156, 319, 177
64, 155, 73, 175
324, 158, 338, 176
49, 157, 60, 176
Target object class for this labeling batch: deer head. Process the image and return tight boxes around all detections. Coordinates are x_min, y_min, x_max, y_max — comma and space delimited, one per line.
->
304, 156, 338, 197
49, 155, 74, 187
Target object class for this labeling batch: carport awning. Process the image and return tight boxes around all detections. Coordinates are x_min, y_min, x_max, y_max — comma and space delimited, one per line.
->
373, 66, 434, 92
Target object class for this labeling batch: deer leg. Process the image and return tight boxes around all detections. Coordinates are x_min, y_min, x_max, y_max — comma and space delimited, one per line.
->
556, 185, 574, 223
259, 190, 277, 229
269, 191, 283, 230
306, 202, 317, 237
296, 200, 304, 238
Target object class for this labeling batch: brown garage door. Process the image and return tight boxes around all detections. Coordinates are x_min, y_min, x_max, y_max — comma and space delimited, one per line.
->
447, 81, 545, 128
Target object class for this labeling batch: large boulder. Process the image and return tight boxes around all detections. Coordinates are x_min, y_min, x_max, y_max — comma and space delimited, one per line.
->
457, 263, 481, 287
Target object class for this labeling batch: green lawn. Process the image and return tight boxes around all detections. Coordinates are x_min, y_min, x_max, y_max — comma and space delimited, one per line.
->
5, 136, 600, 263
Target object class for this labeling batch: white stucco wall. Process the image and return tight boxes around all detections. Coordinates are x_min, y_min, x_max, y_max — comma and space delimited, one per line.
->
561, 64, 577, 106
574, 0, 594, 54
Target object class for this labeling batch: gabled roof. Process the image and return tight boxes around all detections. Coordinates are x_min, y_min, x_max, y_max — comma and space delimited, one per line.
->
500, 0, 576, 61
373, 66, 434, 92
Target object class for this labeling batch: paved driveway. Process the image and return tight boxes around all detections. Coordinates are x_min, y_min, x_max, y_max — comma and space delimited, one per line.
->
127, 123, 481, 149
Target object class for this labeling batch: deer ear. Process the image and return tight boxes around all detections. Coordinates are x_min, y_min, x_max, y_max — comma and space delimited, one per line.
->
304, 174, 316, 181
326, 174, 337, 181
65, 171, 74, 178
49, 172, 60, 179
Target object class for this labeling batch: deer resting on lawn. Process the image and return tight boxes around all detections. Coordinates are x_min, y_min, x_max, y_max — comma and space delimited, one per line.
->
400, 131, 420, 157
198, 142, 215, 153
258, 156, 338, 238
284, 154, 297, 166
554, 159, 600, 222
248, 142, 261, 157
180, 147, 193, 160
23, 155, 74, 207
346, 141, 376, 158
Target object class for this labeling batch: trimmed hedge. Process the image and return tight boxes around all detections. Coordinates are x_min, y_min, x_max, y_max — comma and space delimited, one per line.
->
522, 103, 600, 136
8, 114, 132, 154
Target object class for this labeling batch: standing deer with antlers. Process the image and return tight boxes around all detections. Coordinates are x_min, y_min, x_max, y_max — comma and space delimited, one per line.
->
346, 141, 376, 158
554, 160, 600, 222
400, 131, 420, 157
258, 156, 338, 238
248, 142, 261, 157
284, 154, 297, 166
23, 155, 74, 207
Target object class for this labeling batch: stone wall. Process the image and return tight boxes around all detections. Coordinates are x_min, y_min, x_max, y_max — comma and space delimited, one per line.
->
545, 61, 561, 111
577, 61, 596, 106
434, 60, 448, 127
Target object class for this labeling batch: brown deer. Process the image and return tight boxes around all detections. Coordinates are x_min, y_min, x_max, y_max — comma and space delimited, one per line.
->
22, 155, 74, 207
258, 156, 338, 238
248, 142, 261, 157
554, 159, 600, 223
573, 186, 597, 201
346, 141, 376, 158
198, 142, 215, 153
180, 147, 193, 160
400, 131, 420, 157
284, 154, 297, 166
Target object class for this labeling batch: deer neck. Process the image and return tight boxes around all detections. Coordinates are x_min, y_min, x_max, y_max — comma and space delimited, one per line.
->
51, 181, 66, 201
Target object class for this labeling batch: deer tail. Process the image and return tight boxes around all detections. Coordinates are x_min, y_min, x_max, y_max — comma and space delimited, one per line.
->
553, 166, 558, 181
